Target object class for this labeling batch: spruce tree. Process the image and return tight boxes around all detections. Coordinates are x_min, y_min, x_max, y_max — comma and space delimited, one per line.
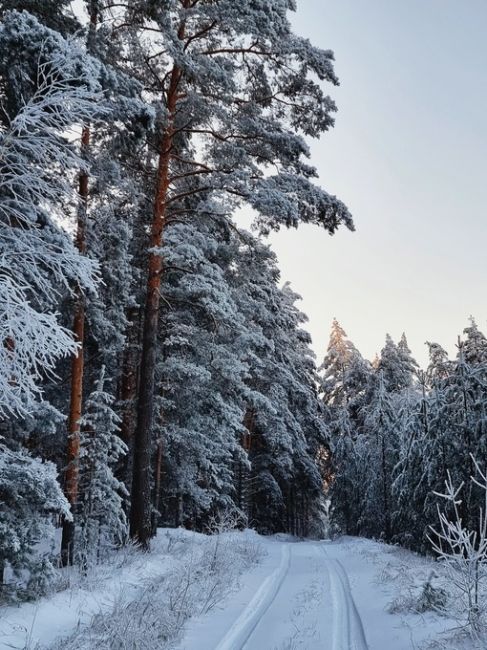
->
320, 319, 358, 406
361, 370, 397, 540
0, 444, 71, 595
0, 1, 80, 34
154, 209, 249, 528
320, 321, 371, 535
77, 369, 128, 569
379, 333, 418, 393
232, 237, 326, 535
391, 381, 429, 549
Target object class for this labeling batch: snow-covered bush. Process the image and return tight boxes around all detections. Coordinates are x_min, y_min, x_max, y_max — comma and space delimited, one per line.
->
205, 508, 246, 535
416, 574, 448, 613
388, 571, 448, 615
0, 444, 70, 602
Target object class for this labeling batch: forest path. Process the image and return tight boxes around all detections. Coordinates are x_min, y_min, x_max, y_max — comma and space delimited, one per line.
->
188, 538, 369, 650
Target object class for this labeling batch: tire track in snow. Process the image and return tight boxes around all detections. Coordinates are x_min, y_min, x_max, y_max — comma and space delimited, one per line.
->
215, 543, 292, 650
322, 546, 369, 650
333, 560, 369, 650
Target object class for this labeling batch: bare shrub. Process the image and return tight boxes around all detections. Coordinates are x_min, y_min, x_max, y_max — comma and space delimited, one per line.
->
46, 530, 264, 650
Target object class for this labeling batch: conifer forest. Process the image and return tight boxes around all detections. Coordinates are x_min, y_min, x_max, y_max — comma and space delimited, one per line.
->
1, 2, 486, 649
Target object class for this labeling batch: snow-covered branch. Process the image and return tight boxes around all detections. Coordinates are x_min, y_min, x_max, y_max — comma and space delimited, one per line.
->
0, 34, 106, 416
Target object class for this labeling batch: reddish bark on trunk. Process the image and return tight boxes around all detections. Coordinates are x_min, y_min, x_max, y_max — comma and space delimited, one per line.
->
129, 60, 183, 548
61, 125, 90, 566
152, 437, 164, 535
61, 2, 99, 567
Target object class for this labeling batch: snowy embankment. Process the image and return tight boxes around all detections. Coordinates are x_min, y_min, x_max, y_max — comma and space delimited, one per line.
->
0, 528, 262, 650
0, 531, 484, 650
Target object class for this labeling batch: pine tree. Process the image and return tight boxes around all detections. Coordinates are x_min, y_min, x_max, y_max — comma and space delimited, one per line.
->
62, 0, 99, 568
120, 0, 353, 546
59, 0, 151, 564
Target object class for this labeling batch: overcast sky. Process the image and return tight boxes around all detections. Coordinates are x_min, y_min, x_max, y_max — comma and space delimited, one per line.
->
254, 0, 487, 367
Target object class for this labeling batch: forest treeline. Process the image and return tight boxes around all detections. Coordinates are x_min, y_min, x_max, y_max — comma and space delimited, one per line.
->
324, 318, 487, 553
0, 0, 353, 597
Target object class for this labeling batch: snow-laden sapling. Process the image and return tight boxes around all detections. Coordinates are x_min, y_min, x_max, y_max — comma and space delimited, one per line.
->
387, 570, 448, 615
76, 368, 128, 571
428, 457, 487, 636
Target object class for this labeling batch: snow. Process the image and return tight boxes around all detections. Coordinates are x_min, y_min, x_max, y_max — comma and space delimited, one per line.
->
214, 543, 291, 650
0, 540, 172, 649
0, 530, 481, 650
179, 537, 369, 650
178, 535, 473, 650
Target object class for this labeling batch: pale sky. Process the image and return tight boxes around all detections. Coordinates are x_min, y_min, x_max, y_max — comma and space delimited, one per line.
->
259, 0, 487, 367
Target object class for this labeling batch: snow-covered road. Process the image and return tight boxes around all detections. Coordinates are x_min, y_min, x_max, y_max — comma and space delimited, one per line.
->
0, 532, 461, 649
181, 539, 370, 650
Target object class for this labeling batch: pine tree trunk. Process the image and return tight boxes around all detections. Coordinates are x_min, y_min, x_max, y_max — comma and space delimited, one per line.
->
242, 409, 254, 522
381, 435, 390, 541
176, 494, 184, 527
151, 437, 164, 535
130, 62, 183, 548
118, 306, 140, 487
290, 488, 296, 536
237, 456, 243, 511
61, 1, 99, 566
61, 125, 90, 566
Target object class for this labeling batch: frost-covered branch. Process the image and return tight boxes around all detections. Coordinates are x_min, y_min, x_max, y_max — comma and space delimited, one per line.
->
0, 52, 103, 296
428, 457, 487, 635
0, 29, 106, 416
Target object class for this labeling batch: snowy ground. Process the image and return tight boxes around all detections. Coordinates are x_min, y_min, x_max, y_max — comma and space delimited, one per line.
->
0, 530, 484, 650
176, 536, 456, 650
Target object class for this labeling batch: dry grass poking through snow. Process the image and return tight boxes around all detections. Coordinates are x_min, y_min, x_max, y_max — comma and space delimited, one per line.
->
348, 538, 487, 650
46, 529, 264, 650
